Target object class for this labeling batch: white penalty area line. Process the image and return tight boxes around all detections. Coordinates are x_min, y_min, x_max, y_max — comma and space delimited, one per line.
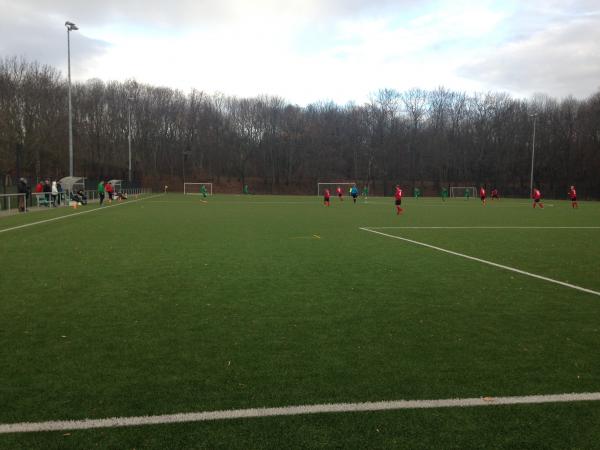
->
2, 392, 599, 434
360, 227, 600, 297
0, 194, 163, 235
367, 226, 600, 230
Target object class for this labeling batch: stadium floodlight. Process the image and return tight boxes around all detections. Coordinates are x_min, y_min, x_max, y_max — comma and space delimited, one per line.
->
529, 113, 537, 198
65, 21, 79, 177
128, 97, 134, 183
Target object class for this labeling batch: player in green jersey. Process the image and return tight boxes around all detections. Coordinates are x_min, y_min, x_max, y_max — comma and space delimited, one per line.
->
200, 184, 208, 198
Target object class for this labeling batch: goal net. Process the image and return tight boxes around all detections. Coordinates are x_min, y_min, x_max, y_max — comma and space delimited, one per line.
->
183, 182, 213, 196
450, 186, 476, 198
317, 182, 356, 196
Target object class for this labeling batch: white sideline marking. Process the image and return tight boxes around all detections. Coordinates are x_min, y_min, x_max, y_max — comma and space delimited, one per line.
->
1, 392, 599, 434
0, 194, 163, 235
367, 226, 600, 229
360, 227, 600, 297
143, 200, 319, 205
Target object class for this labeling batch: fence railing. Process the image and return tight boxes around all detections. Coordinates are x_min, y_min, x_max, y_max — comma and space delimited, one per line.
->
1, 188, 154, 215
0, 193, 26, 213
30, 192, 69, 208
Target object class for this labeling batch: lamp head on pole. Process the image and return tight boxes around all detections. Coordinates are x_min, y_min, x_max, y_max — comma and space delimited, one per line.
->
65, 21, 79, 31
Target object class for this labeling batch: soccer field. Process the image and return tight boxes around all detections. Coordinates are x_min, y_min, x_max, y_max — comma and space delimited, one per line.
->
1, 194, 600, 449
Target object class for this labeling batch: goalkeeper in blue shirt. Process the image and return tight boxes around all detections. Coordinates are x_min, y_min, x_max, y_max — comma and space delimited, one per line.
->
350, 185, 359, 204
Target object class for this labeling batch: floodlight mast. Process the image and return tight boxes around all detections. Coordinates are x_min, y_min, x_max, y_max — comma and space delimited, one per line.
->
65, 21, 78, 177
529, 113, 537, 198
128, 97, 134, 183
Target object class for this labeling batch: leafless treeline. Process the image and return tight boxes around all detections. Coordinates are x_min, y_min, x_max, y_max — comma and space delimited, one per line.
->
1, 57, 599, 196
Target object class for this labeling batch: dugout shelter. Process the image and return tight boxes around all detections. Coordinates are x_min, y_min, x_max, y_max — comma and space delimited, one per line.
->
58, 176, 85, 194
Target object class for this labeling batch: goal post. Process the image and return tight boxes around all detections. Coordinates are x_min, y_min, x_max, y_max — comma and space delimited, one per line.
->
317, 182, 357, 196
449, 186, 476, 198
183, 182, 213, 196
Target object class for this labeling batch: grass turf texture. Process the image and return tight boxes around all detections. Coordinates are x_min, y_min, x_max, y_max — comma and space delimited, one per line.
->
1, 195, 599, 448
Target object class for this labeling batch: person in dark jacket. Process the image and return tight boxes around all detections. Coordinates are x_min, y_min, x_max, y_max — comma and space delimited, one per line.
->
17, 178, 28, 212
42, 179, 51, 206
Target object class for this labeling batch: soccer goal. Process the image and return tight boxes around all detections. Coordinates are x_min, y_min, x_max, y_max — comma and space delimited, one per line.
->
450, 186, 477, 198
317, 182, 356, 196
183, 182, 213, 196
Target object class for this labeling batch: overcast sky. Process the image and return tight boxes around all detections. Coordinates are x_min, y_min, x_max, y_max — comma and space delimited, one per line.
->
1, 0, 599, 105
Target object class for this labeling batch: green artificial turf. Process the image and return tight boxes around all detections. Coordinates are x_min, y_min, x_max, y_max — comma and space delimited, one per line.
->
1, 194, 599, 448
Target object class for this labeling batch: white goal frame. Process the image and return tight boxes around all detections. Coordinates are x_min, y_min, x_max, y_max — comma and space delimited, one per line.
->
183, 182, 213, 196
317, 182, 357, 196
449, 186, 477, 198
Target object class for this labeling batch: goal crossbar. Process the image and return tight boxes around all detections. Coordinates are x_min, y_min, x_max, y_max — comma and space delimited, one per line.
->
449, 186, 476, 198
183, 182, 213, 195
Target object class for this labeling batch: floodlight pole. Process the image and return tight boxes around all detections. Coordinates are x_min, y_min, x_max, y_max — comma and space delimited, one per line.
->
529, 114, 537, 197
128, 98, 133, 183
65, 21, 78, 177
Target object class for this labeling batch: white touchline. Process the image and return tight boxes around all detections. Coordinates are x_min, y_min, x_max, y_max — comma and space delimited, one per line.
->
0, 194, 163, 235
1, 392, 599, 434
359, 227, 600, 297
367, 226, 600, 229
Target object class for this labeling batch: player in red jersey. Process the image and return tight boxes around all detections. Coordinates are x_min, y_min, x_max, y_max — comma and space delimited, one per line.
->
491, 188, 499, 200
323, 188, 331, 207
479, 187, 486, 206
394, 185, 403, 215
336, 186, 343, 201
532, 188, 543, 208
569, 185, 578, 209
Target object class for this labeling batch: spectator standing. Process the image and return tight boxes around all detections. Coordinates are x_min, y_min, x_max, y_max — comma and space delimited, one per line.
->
57, 181, 63, 205
51, 180, 59, 207
17, 177, 28, 212
43, 180, 51, 206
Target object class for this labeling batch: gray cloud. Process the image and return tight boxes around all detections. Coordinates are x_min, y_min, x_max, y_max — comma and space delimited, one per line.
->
2, 0, 599, 98
0, 0, 422, 77
1, 0, 423, 28
459, 12, 600, 98
0, 1, 110, 76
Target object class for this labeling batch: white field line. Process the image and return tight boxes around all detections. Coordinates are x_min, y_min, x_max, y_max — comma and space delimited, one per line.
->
144, 200, 321, 205
347, 202, 555, 208
359, 227, 600, 297
368, 226, 600, 229
1, 392, 599, 434
0, 194, 163, 235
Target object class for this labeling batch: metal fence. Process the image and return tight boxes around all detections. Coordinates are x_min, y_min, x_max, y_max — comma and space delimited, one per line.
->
1, 188, 153, 215
0, 193, 26, 214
